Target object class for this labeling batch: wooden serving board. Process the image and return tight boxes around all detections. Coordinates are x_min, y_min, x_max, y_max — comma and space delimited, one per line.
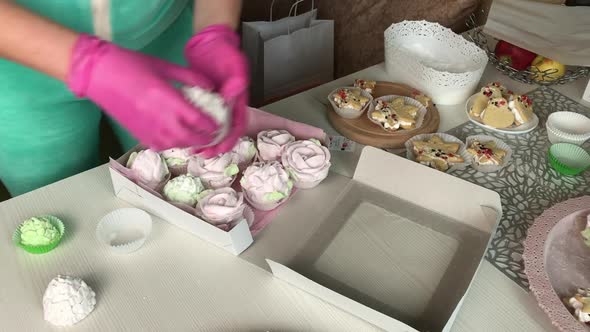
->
328, 82, 440, 149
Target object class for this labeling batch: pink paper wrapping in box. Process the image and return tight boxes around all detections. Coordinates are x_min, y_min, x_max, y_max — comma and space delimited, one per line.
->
109, 107, 329, 237
241, 108, 328, 236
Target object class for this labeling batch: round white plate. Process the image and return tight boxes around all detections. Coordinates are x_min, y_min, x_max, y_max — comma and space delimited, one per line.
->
465, 94, 539, 134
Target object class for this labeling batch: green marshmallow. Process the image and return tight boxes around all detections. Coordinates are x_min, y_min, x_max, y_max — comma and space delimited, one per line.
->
19, 217, 59, 246
582, 228, 590, 247
309, 138, 321, 146
224, 164, 239, 177
165, 157, 186, 167
247, 145, 257, 160
163, 174, 204, 206
263, 191, 287, 202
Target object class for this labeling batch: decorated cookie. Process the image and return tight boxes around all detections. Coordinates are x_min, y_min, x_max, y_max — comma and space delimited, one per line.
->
467, 140, 507, 166
370, 109, 400, 130
410, 89, 431, 107
482, 98, 515, 129
470, 94, 490, 118
394, 108, 417, 130
481, 84, 503, 99
412, 136, 464, 172
389, 97, 406, 110
508, 94, 534, 126
332, 88, 369, 111
565, 288, 590, 324
354, 79, 376, 94
370, 97, 421, 131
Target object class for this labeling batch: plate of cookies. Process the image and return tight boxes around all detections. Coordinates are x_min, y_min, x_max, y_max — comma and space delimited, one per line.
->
466, 82, 539, 134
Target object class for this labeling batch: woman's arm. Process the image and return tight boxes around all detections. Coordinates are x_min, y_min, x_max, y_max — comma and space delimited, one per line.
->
193, 0, 242, 32
0, 1, 78, 81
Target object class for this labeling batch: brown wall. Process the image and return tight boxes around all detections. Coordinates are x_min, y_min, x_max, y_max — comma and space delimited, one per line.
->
242, 0, 482, 78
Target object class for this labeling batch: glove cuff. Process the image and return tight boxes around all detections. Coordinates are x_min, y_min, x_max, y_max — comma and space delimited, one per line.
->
66, 34, 110, 98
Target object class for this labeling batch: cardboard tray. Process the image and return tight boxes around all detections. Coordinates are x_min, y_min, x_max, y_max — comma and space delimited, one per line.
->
108, 108, 328, 256
241, 146, 502, 331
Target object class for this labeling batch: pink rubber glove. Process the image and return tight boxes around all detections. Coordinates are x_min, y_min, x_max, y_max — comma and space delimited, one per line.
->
185, 25, 250, 157
67, 34, 219, 151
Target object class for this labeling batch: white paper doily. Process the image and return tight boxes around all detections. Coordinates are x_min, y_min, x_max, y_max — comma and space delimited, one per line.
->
384, 20, 488, 105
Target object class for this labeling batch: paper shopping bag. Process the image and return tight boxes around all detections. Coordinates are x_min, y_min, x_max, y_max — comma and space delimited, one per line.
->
242, 2, 333, 105
262, 19, 334, 101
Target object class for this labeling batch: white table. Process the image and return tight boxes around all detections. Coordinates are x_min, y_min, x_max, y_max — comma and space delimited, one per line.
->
2, 63, 588, 331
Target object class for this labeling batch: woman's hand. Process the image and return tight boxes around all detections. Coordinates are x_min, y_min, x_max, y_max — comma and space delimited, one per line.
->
184, 25, 250, 157
67, 34, 219, 150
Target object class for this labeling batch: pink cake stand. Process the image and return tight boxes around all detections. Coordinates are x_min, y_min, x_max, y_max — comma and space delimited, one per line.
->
524, 196, 590, 332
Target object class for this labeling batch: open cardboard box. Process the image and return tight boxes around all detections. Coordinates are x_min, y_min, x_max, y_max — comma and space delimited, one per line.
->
108, 108, 502, 330
240, 147, 502, 331
108, 108, 328, 255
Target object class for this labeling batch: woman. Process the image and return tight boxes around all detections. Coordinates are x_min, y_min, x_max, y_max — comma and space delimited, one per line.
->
0, 0, 249, 196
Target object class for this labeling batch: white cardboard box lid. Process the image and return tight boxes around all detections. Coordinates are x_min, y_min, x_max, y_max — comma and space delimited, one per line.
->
265, 146, 502, 332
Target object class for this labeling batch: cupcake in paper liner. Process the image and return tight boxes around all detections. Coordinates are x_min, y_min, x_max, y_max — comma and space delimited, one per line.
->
196, 187, 254, 231
231, 136, 258, 170
404, 133, 471, 172
281, 139, 331, 189
465, 135, 513, 173
240, 162, 293, 211
13, 215, 65, 254
160, 147, 192, 176
187, 153, 239, 189
257, 130, 295, 162
126, 149, 170, 189
162, 174, 208, 207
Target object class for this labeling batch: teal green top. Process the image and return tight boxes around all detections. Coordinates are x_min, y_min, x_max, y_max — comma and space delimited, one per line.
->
15, 0, 189, 50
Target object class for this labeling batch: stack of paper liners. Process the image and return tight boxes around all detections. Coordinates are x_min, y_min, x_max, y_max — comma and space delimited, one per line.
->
240, 147, 502, 332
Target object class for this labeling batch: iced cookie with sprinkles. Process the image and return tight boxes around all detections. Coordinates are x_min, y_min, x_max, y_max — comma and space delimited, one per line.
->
354, 79, 376, 94
410, 89, 431, 107
565, 288, 590, 325
332, 88, 369, 111
467, 140, 507, 166
482, 98, 515, 129
412, 136, 464, 171
508, 94, 534, 126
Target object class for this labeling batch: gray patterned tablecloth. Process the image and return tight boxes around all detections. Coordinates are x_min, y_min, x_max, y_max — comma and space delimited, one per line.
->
446, 87, 590, 289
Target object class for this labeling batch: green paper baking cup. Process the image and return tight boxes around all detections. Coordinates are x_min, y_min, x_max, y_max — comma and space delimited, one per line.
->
547, 143, 590, 176
13, 216, 65, 254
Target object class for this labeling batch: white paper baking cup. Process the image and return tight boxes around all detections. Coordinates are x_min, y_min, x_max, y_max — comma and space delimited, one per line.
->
546, 111, 590, 145
405, 133, 471, 172
465, 135, 513, 173
96, 208, 152, 254
327, 87, 373, 119
367, 95, 428, 132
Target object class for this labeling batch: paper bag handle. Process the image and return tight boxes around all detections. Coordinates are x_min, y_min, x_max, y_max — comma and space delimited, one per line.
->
269, 0, 315, 22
